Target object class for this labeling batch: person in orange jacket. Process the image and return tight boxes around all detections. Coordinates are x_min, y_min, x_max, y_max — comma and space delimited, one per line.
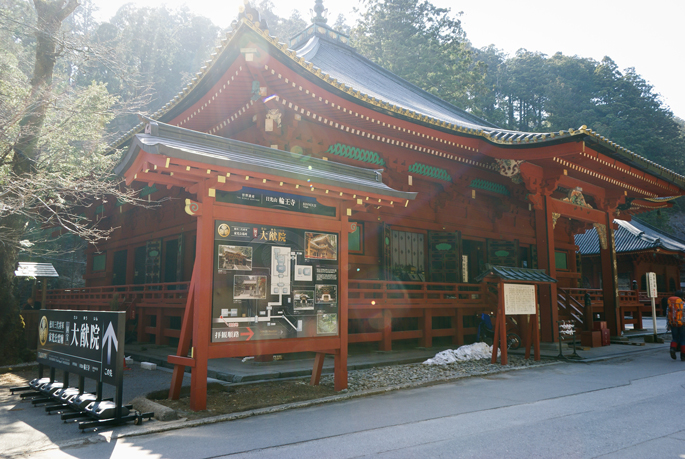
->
667, 291, 685, 360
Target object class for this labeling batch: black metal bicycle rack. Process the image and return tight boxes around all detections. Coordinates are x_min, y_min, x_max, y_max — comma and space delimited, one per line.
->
556, 320, 581, 360
9, 310, 153, 431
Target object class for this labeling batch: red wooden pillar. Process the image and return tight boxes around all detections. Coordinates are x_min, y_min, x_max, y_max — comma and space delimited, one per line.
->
600, 212, 620, 337
420, 308, 433, 348
453, 309, 463, 346
154, 307, 163, 345
126, 246, 135, 286
535, 195, 558, 342
190, 182, 215, 411
335, 212, 350, 391
137, 309, 146, 343
380, 309, 392, 351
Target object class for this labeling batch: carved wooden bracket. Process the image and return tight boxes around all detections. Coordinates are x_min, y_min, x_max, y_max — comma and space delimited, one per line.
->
185, 199, 202, 217
527, 193, 544, 211
552, 212, 561, 229
594, 223, 608, 250
595, 194, 626, 213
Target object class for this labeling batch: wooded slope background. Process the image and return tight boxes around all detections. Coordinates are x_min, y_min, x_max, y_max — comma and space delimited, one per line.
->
3, 0, 685, 245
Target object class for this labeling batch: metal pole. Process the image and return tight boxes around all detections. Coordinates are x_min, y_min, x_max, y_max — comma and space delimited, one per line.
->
651, 297, 658, 341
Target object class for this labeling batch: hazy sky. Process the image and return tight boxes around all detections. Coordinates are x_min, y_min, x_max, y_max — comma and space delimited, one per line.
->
93, 0, 685, 121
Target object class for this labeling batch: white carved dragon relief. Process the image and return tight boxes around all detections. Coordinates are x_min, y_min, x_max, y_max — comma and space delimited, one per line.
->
495, 159, 524, 184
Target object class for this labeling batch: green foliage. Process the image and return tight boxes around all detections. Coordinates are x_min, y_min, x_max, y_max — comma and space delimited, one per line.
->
350, 0, 486, 113
74, 5, 222, 133
255, 0, 307, 43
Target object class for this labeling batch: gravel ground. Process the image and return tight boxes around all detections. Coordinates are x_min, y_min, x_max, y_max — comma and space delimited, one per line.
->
148, 354, 551, 419
318, 355, 549, 392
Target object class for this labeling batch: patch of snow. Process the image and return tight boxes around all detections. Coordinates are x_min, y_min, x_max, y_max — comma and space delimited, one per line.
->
423, 342, 499, 365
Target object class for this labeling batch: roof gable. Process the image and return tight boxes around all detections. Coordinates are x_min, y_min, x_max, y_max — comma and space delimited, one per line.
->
575, 218, 685, 255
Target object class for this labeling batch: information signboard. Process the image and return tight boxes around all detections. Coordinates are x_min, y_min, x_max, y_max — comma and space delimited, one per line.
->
646, 272, 658, 298
36, 310, 125, 386
211, 220, 339, 343
503, 284, 536, 315
216, 187, 336, 217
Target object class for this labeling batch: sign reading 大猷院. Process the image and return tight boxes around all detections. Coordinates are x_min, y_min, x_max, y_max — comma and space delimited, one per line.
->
503, 284, 536, 315
36, 310, 125, 386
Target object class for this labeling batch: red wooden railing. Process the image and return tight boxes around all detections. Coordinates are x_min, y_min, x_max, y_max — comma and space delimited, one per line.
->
44, 281, 671, 349
45, 282, 190, 345
348, 280, 491, 350
556, 288, 667, 332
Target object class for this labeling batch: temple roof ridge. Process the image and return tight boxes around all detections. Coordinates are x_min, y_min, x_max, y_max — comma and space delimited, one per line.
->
104, 13, 685, 191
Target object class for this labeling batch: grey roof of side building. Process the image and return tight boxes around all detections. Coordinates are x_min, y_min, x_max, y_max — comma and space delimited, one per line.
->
575, 218, 685, 255
114, 119, 417, 201
474, 264, 557, 283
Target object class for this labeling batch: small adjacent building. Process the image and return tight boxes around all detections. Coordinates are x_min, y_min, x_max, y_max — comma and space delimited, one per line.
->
576, 218, 685, 301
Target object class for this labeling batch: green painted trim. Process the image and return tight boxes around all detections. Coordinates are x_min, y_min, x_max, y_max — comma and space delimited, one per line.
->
407, 163, 451, 181
326, 143, 385, 166
140, 185, 158, 197
469, 179, 510, 196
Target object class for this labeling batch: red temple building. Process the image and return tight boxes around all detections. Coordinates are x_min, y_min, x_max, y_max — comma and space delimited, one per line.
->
42, 4, 685, 409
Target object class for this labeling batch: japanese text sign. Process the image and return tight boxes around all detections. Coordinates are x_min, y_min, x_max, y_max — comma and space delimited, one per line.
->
36, 310, 125, 386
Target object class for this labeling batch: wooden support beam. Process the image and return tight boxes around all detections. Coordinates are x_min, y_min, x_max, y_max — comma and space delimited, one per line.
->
189, 181, 214, 411
310, 352, 327, 386
168, 269, 196, 400
455, 309, 464, 346
335, 208, 350, 391
420, 308, 433, 348
535, 195, 558, 342
600, 211, 621, 336
168, 355, 196, 368
380, 309, 392, 351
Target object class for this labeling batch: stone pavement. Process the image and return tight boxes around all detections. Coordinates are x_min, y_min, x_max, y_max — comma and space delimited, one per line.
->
1, 316, 673, 457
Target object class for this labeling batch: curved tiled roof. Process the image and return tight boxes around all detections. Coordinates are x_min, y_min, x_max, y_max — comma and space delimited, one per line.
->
116, 119, 417, 201
107, 17, 685, 191
575, 219, 685, 255
294, 34, 498, 131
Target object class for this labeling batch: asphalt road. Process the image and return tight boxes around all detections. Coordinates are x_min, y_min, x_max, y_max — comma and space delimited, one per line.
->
6, 346, 685, 459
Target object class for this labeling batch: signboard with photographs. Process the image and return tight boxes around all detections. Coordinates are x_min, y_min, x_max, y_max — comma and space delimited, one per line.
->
211, 221, 339, 343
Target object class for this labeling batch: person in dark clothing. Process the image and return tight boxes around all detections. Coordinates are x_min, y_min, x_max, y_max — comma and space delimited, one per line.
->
22, 297, 41, 310
662, 295, 671, 331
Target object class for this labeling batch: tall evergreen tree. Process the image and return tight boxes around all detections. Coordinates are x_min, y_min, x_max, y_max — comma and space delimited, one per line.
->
350, 0, 485, 114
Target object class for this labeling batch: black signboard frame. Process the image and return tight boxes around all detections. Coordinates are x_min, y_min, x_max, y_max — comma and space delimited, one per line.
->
36, 310, 126, 422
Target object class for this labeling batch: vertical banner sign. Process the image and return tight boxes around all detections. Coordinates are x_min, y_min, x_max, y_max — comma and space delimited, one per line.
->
211, 221, 339, 343
646, 272, 658, 298
36, 310, 125, 386
646, 271, 659, 340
